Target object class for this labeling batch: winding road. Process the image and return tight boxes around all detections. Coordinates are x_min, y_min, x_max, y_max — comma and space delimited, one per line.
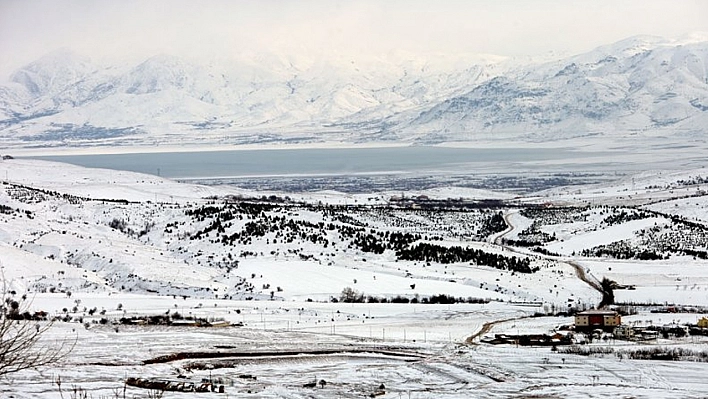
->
492, 210, 603, 295
467, 210, 604, 343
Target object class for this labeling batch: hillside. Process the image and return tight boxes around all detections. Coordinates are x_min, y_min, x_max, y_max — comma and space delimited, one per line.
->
2, 158, 707, 308
0, 159, 593, 305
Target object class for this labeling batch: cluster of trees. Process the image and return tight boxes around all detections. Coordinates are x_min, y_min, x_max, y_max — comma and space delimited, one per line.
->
5, 182, 85, 205
581, 241, 664, 260
349, 231, 423, 254
338, 287, 490, 305
6, 182, 129, 206
600, 209, 653, 227
184, 200, 514, 252
582, 212, 708, 260
108, 217, 129, 232
219, 217, 331, 247
503, 222, 556, 247
478, 211, 507, 237
517, 205, 708, 262
186, 199, 539, 273
641, 215, 708, 258
117, 312, 225, 326
185, 201, 275, 221
0, 204, 33, 218
107, 217, 154, 238
397, 243, 537, 273
678, 175, 707, 186
560, 345, 708, 362
520, 206, 589, 225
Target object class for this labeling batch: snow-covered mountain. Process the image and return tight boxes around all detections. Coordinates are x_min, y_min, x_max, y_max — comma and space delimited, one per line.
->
401, 35, 708, 142
0, 35, 707, 148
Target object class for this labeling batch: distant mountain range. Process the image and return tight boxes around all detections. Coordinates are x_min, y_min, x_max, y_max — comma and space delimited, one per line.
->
1, 34, 707, 148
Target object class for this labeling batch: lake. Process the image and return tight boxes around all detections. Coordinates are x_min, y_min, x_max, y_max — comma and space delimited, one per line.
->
27, 146, 600, 179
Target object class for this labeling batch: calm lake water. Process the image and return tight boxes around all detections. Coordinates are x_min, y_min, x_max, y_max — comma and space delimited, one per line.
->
28, 146, 595, 179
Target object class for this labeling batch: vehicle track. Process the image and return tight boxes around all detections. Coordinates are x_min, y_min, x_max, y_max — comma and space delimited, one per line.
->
465, 316, 528, 345
567, 260, 603, 293
143, 347, 424, 365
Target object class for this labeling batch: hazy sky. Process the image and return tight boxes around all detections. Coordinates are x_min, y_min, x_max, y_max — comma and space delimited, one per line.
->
1, 0, 707, 76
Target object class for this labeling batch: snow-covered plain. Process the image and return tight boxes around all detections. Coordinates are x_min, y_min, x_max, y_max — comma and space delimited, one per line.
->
2, 158, 708, 398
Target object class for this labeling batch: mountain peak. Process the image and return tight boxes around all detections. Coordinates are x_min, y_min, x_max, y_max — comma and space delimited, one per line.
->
590, 35, 668, 58
14, 48, 94, 76
10, 48, 96, 98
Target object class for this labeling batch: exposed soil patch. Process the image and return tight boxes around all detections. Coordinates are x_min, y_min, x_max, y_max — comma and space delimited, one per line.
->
144, 348, 424, 365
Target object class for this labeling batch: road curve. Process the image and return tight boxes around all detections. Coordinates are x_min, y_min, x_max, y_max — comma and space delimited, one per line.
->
492, 210, 604, 296
465, 210, 606, 344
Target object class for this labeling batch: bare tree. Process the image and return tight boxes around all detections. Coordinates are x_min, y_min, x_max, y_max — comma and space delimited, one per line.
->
0, 277, 75, 377
339, 287, 364, 303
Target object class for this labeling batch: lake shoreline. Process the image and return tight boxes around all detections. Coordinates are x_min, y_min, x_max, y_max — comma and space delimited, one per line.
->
7, 137, 594, 157
21, 146, 600, 180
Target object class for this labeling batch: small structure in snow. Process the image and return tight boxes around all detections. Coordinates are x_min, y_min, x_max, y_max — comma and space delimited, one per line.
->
613, 325, 635, 340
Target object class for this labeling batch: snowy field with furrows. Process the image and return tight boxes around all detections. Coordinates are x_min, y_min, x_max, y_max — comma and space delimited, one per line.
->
2, 158, 708, 398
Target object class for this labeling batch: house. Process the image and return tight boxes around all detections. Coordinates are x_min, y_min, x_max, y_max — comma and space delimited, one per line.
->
574, 309, 621, 332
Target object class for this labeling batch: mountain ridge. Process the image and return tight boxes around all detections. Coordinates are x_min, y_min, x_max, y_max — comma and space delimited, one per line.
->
1, 35, 707, 149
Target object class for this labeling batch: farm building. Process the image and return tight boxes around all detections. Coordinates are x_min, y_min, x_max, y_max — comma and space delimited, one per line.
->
574, 309, 621, 332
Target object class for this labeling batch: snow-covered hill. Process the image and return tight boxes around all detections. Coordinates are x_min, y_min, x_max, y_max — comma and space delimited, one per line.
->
2, 157, 707, 308
0, 158, 595, 305
1, 35, 706, 149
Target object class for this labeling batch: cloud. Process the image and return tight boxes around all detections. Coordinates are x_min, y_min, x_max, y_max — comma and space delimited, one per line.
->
1, 0, 707, 77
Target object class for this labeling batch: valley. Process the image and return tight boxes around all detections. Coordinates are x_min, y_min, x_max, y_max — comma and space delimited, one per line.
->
2, 3, 708, 397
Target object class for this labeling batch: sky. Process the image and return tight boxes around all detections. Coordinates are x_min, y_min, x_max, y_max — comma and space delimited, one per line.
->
1, 0, 707, 77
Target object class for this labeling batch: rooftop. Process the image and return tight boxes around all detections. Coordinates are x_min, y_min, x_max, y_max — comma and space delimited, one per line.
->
576, 310, 619, 316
